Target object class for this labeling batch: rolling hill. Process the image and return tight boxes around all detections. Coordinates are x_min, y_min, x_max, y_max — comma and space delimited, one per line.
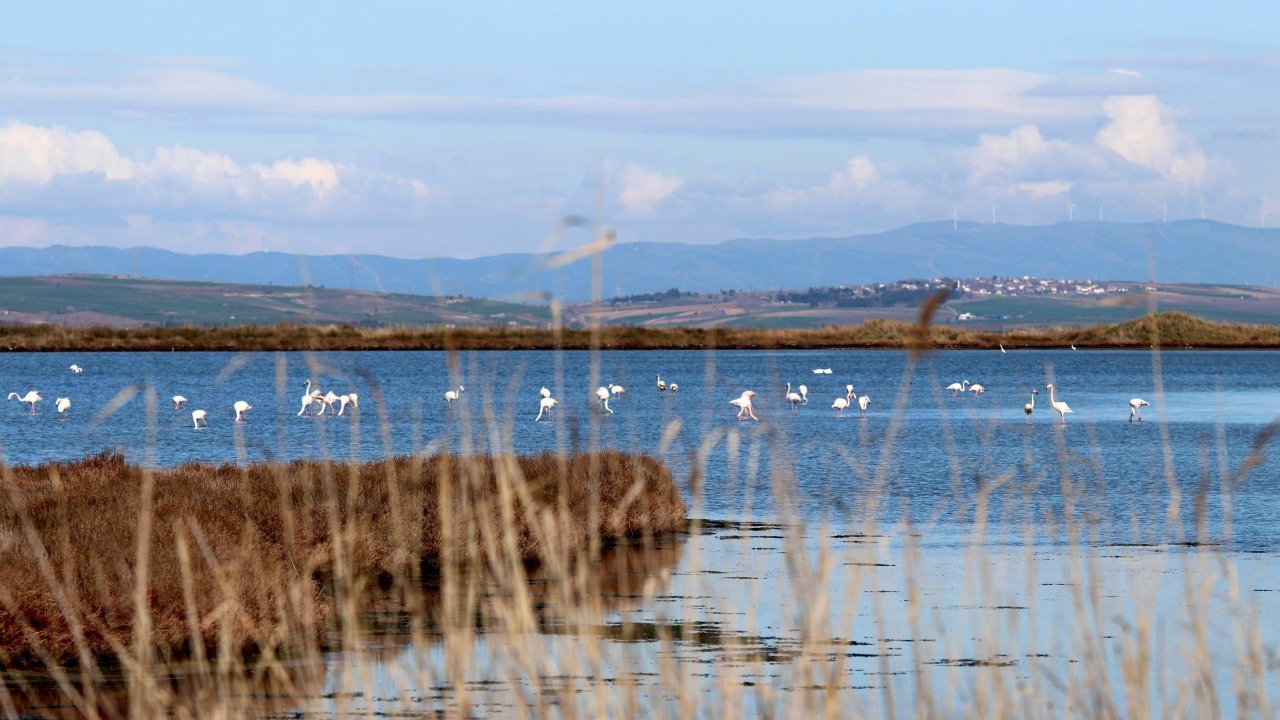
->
0, 220, 1276, 302
0, 276, 549, 328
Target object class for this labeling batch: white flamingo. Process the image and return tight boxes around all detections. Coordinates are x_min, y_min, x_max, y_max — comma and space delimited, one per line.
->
1129, 398, 1150, 422
785, 383, 802, 415
172, 395, 188, 410
657, 375, 666, 392
337, 393, 359, 415
969, 383, 986, 395
668, 383, 678, 393
845, 384, 855, 402
832, 397, 849, 416
730, 391, 758, 421
69, 364, 83, 374
609, 384, 626, 398
233, 400, 252, 423
1046, 384, 1072, 426
536, 396, 558, 421
857, 395, 871, 415
8, 391, 40, 414
945, 380, 970, 397
192, 409, 208, 429
798, 384, 808, 403
444, 385, 464, 406
1024, 390, 1038, 421
540, 386, 552, 399
596, 387, 613, 414
322, 390, 340, 414
812, 368, 824, 374
999, 344, 1006, 354
55, 397, 71, 414
298, 380, 320, 416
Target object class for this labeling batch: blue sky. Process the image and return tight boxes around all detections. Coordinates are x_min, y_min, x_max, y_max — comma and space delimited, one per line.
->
0, 1, 1277, 257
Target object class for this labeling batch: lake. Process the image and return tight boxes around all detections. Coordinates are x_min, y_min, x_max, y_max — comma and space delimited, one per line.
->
3, 348, 1278, 717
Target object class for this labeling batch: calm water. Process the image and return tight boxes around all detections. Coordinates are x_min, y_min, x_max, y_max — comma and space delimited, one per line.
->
5, 348, 1280, 717
2, 348, 1278, 547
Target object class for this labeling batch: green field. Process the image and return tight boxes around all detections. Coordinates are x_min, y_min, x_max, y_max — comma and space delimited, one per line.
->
0, 275, 550, 328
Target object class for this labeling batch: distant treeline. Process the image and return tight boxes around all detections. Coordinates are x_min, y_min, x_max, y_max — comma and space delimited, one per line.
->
0, 312, 1277, 351
778, 281, 963, 308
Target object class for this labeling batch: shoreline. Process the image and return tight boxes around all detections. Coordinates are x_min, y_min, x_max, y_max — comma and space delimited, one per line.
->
0, 312, 1277, 351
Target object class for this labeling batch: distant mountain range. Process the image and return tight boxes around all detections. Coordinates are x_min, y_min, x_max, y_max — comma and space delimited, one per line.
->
2, 220, 1276, 301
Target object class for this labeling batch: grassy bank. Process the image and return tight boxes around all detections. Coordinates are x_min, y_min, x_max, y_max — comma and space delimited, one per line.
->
0, 450, 685, 668
0, 311, 1277, 351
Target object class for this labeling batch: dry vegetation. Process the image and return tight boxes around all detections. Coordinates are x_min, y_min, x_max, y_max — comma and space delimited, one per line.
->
1, 311, 1279, 351
0, 450, 685, 669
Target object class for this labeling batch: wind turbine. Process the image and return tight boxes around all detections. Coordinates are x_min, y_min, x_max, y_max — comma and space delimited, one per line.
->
989, 201, 998, 224
1066, 197, 1076, 222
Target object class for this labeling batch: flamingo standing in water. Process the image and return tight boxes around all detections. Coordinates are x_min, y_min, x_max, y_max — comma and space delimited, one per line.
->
969, 383, 986, 395
233, 400, 252, 422
832, 397, 850, 416
8, 391, 40, 413
322, 390, 340, 414
337, 394, 359, 416
798, 384, 808, 403
1129, 398, 1150, 422
730, 391, 758, 421
444, 386, 464, 406
69, 364, 83, 374
946, 380, 970, 397
298, 380, 320, 416
785, 383, 802, 415
192, 409, 208, 429
172, 395, 188, 410
609, 384, 625, 398
668, 383, 678, 393
536, 396, 558, 421
845, 384, 855, 402
596, 387, 614, 415
857, 395, 871, 416
1024, 390, 1038, 422
1045, 384, 1072, 426
540, 387, 552, 399
656, 375, 666, 392
55, 397, 71, 414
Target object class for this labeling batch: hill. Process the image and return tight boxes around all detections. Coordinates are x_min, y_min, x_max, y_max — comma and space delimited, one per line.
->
0, 276, 548, 328
0, 220, 1277, 301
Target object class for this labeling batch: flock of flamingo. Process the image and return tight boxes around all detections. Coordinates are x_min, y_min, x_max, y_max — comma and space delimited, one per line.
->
6, 364, 1154, 429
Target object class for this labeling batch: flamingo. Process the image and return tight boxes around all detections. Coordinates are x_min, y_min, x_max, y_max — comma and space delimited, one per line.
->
730, 390, 758, 421
596, 387, 613, 415
536, 396, 558, 421
969, 383, 986, 395
785, 382, 802, 415
322, 390, 340, 414
540, 386, 552, 399
823, 368, 833, 374
69, 364, 83, 374
1129, 398, 1150, 422
1045, 384, 1072, 426
337, 393, 358, 416
945, 380, 970, 397
298, 380, 320, 416
1070, 344, 1077, 351
832, 397, 849, 416
857, 395, 871, 415
668, 383, 679, 393
609, 384, 626, 398
657, 375, 666, 392
798, 384, 808, 403
233, 400, 252, 423
192, 409, 208, 429
1024, 390, 1038, 421
172, 395, 188, 410
55, 397, 71, 414
999, 344, 1006, 354
813, 368, 825, 374
444, 385, 464, 406
845, 384, 855, 402
8, 391, 40, 414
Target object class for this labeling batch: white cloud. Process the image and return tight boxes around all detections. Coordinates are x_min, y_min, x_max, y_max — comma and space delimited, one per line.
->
0, 121, 134, 185
1014, 180, 1074, 199
1094, 95, 1208, 188
617, 164, 684, 216
253, 158, 340, 197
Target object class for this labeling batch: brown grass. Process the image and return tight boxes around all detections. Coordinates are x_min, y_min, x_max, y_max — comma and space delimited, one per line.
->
0, 311, 1277, 351
0, 450, 686, 668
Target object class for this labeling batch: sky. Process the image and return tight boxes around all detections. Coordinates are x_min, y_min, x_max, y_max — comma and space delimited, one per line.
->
0, 1, 1278, 258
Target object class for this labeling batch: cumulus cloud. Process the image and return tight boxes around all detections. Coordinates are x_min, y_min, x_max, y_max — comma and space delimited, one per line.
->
1014, 180, 1074, 199
1094, 95, 1208, 188
0, 122, 134, 185
617, 164, 684, 216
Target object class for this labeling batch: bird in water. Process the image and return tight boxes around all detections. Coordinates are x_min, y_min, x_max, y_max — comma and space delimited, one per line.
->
857, 395, 871, 415
233, 400, 252, 422
444, 386, 464, 406
785, 383, 802, 415
609, 384, 626, 398
832, 397, 850, 416
172, 395, 188, 410
730, 391, 758, 421
945, 380, 969, 397
657, 375, 666, 392
596, 387, 614, 415
540, 387, 552, 399
55, 397, 71, 414
192, 409, 208, 429
1045, 384, 1072, 426
1024, 390, 1038, 421
1129, 398, 1150, 422
798, 384, 808, 403
536, 396, 558, 422
337, 394, 358, 415
668, 383, 679, 393
8, 391, 41, 414
69, 364, 83, 374
968, 383, 986, 395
